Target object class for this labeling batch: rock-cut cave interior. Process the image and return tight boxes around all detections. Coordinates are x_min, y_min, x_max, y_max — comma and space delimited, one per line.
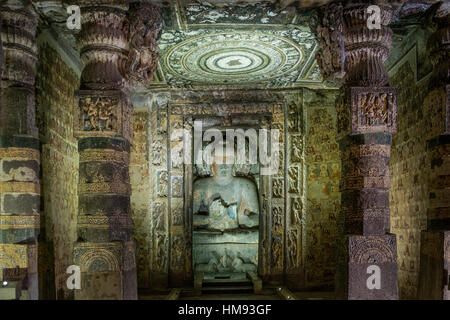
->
0, 0, 449, 301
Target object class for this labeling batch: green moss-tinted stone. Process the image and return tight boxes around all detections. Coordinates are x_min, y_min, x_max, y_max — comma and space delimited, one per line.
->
3, 194, 40, 215
78, 137, 130, 152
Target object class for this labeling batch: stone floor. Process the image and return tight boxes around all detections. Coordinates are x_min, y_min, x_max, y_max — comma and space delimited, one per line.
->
139, 290, 335, 300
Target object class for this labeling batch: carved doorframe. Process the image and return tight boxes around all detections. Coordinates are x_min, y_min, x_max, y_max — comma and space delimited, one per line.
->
166, 102, 285, 286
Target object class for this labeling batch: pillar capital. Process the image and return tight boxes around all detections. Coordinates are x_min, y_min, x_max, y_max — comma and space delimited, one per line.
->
0, 1, 38, 88
74, 1, 129, 90
342, 3, 395, 87
311, 1, 396, 87
73, 1, 162, 90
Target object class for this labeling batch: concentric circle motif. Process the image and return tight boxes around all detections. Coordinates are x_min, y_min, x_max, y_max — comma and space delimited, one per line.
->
164, 32, 304, 84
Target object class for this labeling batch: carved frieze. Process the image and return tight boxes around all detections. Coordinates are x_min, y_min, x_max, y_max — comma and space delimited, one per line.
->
75, 91, 133, 142
290, 134, 303, 163
157, 170, 168, 197
347, 87, 398, 134
152, 202, 166, 231
171, 176, 183, 198
171, 202, 184, 227
287, 101, 301, 133
272, 206, 283, 231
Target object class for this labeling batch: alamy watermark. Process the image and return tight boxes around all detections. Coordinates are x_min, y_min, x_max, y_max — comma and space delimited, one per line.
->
367, 5, 381, 30
66, 265, 81, 290
366, 265, 381, 290
171, 121, 280, 176
67, 5, 81, 30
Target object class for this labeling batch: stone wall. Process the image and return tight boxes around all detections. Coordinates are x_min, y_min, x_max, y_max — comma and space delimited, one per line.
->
389, 61, 429, 299
304, 89, 341, 290
130, 110, 152, 289
387, 24, 446, 299
36, 35, 80, 299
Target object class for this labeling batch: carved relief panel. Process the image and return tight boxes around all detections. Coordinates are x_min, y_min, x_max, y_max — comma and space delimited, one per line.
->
75, 90, 133, 142
351, 87, 398, 134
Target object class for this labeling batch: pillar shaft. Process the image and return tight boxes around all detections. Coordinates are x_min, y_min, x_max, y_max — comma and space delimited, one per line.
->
313, 1, 399, 299
0, 2, 39, 300
72, 1, 161, 300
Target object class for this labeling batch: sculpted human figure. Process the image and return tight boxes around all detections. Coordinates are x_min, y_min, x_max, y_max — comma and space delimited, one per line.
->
83, 97, 99, 130
193, 152, 259, 231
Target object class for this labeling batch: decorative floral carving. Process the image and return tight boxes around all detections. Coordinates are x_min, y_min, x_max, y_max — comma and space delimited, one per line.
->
349, 235, 396, 264
123, 3, 162, 86
310, 2, 345, 81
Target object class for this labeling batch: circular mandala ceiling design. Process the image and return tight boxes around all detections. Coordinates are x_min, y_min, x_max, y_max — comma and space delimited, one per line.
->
164, 32, 304, 85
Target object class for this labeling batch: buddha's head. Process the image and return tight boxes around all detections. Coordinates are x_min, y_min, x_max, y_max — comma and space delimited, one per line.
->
210, 142, 234, 178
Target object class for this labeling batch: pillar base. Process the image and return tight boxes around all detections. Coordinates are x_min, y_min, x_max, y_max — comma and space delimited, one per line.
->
0, 243, 38, 300
73, 241, 137, 300
336, 234, 399, 300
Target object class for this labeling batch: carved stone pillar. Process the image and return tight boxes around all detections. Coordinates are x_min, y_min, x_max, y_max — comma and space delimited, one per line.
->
418, 2, 450, 300
313, 1, 399, 299
0, 1, 40, 300
72, 1, 161, 300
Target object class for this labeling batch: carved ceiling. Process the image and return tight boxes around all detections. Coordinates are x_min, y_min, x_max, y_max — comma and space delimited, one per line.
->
151, 1, 321, 89
30, 0, 443, 90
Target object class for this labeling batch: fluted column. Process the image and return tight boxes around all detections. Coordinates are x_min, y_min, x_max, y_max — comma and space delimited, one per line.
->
312, 0, 399, 299
71, 1, 161, 300
0, 1, 39, 300
418, 2, 450, 300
